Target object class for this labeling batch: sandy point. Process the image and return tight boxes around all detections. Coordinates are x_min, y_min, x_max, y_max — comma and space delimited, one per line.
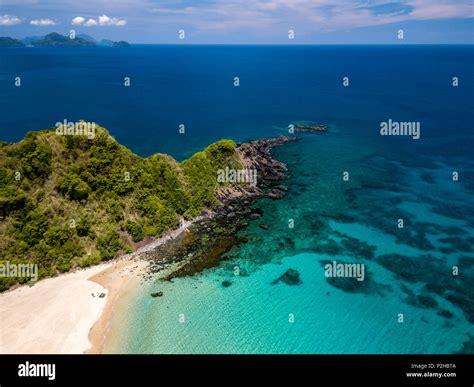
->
87, 258, 147, 354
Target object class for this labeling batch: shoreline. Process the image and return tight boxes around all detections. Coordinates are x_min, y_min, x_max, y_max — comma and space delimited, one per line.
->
86, 217, 203, 354
0, 216, 204, 354
0, 136, 296, 354
86, 257, 146, 354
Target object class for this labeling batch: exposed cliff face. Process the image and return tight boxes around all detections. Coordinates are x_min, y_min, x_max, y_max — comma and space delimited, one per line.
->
144, 136, 301, 281
216, 136, 299, 202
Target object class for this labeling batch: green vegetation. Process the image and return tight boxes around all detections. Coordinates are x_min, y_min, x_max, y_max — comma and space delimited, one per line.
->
31, 32, 96, 47
0, 33, 131, 48
0, 125, 241, 291
0, 37, 25, 47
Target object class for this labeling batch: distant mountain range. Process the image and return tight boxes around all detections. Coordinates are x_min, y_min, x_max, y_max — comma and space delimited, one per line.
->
0, 33, 130, 47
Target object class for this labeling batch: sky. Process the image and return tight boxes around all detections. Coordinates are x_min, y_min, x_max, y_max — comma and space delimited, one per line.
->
0, 0, 473, 44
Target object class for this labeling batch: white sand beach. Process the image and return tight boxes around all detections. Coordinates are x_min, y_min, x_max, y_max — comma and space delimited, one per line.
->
0, 263, 110, 354
0, 217, 200, 354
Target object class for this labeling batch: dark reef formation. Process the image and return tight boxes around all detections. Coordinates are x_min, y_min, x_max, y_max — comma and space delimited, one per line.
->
319, 260, 390, 296
271, 268, 302, 286
144, 137, 299, 281
293, 123, 327, 133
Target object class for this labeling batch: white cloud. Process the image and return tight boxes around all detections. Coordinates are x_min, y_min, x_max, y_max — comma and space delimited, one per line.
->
408, 0, 474, 20
30, 18, 56, 26
97, 14, 128, 26
84, 18, 98, 26
71, 14, 127, 27
98, 15, 111, 25
149, 0, 474, 34
0, 14, 22, 26
71, 16, 86, 25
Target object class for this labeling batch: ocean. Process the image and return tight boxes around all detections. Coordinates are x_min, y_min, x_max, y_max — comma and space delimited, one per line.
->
1, 45, 473, 353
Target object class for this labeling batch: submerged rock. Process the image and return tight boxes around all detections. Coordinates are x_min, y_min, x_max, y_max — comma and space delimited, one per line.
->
222, 280, 232, 288
319, 260, 390, 296
417, 294, 438, 308
326, 277, 369, 294
293, 123, 327, 132
151, 291, 163, 297
437, 309, 454, 319
455, 334, 474, 354
421, 172, 435, 184
271, 268, 302, 286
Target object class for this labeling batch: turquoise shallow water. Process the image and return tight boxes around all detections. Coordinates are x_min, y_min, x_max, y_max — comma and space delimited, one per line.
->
113, 129, 474, 354
117, 253, 471, 354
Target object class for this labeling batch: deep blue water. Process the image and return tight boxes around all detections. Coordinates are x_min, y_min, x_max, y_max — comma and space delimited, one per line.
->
0, 45, 473, 159
1, 45, 473, 353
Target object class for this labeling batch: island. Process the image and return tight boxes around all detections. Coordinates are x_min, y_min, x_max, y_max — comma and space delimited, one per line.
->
112, 41, 130, 47
0, 124, 296, 292
31, 32, 96, 47
0, 123, 301, 354
0, 37, 25, 47
0, 33, 131, 48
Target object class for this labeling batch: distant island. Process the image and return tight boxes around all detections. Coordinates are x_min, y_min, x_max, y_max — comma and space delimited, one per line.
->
0, 33, 130, 48
0, 37, 25, 47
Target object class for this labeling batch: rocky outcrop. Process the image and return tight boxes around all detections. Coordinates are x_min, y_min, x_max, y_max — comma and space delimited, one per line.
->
216, 136, 299, 202
293, 123, 327, 132
271, 268, 302, 285
145, 136, 301, 281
